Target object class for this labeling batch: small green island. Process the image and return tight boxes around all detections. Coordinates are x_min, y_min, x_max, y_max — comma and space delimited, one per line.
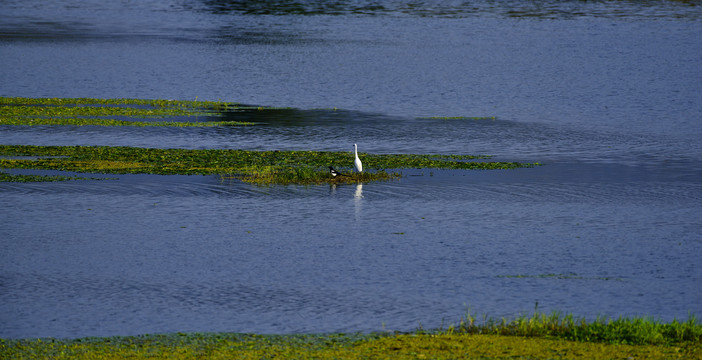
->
0, 144, 537, 185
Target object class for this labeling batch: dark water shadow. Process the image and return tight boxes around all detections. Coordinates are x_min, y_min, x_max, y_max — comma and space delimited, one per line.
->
219, 107, 399, 127
198, 0, 702, 19
4, 0, 699, 45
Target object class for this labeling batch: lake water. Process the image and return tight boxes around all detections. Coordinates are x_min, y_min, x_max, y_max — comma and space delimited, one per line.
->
1, 0, 701, 339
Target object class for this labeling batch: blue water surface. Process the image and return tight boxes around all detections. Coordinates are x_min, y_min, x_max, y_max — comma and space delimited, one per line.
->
1, 0, 701, 339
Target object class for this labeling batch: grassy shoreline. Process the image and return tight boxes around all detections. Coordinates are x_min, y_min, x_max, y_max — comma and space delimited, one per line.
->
2, 313, 700, 359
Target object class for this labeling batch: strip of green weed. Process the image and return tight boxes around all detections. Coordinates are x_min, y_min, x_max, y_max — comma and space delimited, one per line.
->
0, 145, 539, 184
0, 97, 254, 126
0, 172, 106, 182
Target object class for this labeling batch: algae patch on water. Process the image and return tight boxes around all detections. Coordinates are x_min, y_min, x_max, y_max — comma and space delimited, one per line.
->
0, 97, 257, 127
0, 145, 539, 185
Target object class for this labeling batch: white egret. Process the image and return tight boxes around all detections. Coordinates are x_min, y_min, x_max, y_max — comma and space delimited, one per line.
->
354, 143, 363, 173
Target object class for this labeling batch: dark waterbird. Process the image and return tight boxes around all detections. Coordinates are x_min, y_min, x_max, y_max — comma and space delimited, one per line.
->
329, 166, 344, 177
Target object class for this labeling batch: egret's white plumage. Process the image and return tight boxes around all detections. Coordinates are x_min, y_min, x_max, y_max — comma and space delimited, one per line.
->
354, 143, 363, 173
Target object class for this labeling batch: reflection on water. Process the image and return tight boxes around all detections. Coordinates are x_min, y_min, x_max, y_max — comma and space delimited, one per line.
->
1, 0, 702, 340
354, 183, 363, 199
354, 183, 363, 222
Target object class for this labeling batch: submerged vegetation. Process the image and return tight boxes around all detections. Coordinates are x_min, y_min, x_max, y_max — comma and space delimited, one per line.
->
2, 312, 699, 359
0, 145, 539, 185
0, 97, 256, 126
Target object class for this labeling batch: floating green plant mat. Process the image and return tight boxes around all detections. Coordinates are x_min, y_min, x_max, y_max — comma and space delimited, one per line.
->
0, 145, 539, 184
0, 97, 256, 126
0, 171, 109, 183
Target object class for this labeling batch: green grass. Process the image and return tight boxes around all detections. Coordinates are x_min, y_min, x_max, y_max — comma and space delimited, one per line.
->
0, 97, 255, 126
448, 309, 701, 346
0, 145, 539, 185
2, 313, 699, 359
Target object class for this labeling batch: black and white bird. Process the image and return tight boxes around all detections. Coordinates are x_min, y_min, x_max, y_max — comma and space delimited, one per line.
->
329, 166, 341, 177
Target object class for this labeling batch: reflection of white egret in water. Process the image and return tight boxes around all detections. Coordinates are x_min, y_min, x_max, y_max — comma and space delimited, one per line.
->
354, 183, 363, 221
354, 183, 363, 199
354, 143, 363, 173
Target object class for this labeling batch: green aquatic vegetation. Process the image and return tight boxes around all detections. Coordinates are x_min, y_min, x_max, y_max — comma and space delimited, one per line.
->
0, 171, 106, 182
451, 310, 701, 346
2, 315, 700, 360
0, 116, 249, 127
0, 96, 247, 111
226, 164, 398, 185
0, 97, 255, 126
0, 145, 539, 185
1, 105, 201, 118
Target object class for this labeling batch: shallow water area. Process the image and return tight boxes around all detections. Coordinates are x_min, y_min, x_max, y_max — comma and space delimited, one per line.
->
2, 0, 702, 339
